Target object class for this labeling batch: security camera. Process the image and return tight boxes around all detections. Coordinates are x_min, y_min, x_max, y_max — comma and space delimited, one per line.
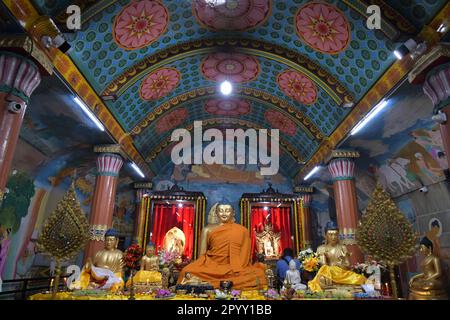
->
7, 101, 23, 114
41, 34, 72, 54
432, 111, 447, 124
419, 186, 428, 193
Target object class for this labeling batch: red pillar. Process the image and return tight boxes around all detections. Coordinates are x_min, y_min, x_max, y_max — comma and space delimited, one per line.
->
300, 193, 313, 249
328, 157, 364, 265
84, 152, 124, 261
133, 182, 152, 246
0, 52, 41, 201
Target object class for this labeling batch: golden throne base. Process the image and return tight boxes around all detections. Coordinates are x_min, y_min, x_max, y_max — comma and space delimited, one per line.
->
409, 289, 449, 300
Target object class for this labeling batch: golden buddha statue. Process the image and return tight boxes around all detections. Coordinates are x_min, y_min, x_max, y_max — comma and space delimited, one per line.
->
77, 229, 124, 292
177, 201, 267, 290
199, 203, 220, 255
409, 236, 448, 300
308, 222, 366, 292
255, 222, 281, 259
126, 244, 162, 287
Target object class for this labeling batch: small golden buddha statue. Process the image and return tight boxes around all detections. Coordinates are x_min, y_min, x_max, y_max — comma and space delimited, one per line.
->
308, 222, 366, 292
77, 229, 124, 292
126, 244, 162, 287
409, 236, 448, 300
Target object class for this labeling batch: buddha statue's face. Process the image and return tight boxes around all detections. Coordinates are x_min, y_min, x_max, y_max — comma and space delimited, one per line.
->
326, 230, 339, 246
216, 204, 234, 224
105, 236, 117, 250
146, 246, 155, 256
419, 244, 431, 255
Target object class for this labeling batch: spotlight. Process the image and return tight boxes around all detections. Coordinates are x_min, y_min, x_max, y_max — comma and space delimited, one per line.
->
437, 23, 448, 33
263, 206, 269, 211
178, 203, 183, 208
220, 81, 232, 95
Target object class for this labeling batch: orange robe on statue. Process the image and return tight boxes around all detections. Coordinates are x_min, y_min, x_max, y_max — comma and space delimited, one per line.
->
177, 223, 267, 290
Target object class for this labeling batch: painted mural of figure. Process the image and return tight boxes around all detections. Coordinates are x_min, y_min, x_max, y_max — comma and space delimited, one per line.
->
411, 129, 448, 170
414, 152, 442, 184
378, 158, 416, 194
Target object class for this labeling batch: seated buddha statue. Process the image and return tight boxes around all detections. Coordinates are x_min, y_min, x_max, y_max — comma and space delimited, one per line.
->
283, 260, 307, 291
409, 236, 448, 300
77, 229, 124, 292
255, 222, 281, 259
126, 244, 162, 287
308, 222, 366, 292
177, 202, 267, 290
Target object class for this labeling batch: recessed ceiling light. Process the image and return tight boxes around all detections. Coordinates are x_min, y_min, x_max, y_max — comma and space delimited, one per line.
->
220, 80, 232, 95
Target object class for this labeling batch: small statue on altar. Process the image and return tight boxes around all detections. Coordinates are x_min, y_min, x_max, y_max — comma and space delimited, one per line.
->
409, 236, 448, 300
283, 260, 306, 291
127, 244, 162, 287
365, 255, 382, 290
308, 222, 366, 292
255, 222, 281, 259
77, 229, 124, 292
163, 227, 185, 257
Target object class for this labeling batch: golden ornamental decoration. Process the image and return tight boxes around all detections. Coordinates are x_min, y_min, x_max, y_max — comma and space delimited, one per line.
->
356, 183, 417, 298
37, 182, 89, 298
37, 182, 90, 260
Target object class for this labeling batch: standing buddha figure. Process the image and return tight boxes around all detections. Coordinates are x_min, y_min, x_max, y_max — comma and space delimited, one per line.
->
308, 221, 366, 292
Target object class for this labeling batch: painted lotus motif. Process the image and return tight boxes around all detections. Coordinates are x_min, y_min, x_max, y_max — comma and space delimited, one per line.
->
156, 108, 188, 134
295, 2, 350, 54
113, 0, 169, 50
193, 0, 271, 31
277, 70, 317, 105
201, 52, 259, 83
265, 110, 296, 136
205, 99, 251, 116
140, 68, 180, 101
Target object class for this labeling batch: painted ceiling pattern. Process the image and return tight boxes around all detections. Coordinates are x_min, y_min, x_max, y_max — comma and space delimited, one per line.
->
30, 0, 448, 178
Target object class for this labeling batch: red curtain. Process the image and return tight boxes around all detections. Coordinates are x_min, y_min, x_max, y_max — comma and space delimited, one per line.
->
150, 203, 195, 259
250, 206, 293, 259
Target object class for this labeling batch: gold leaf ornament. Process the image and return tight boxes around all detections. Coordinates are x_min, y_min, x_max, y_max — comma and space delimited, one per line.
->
37, 183, 90, 261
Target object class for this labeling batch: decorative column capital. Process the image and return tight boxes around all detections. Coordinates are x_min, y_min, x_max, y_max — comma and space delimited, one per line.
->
88, 224, 108, 241
328, 158, 356, 181
134, 182, 152, 203
294, 186, 314, 207
408, 44, 450, 113
0, 51, 42, 104
95, 153, 124, 177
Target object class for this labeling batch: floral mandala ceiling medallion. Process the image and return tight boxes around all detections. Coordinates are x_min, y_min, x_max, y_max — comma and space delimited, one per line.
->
205, 99, 251, 116
140, 68, 180, 101
264, 110, 297, 136
193, 0, 271, 31
156, 108, 188, 134
295, 2, 350, 54
201, 52, 260, 83
277, 70, 317, 105
113, 0, 169, 50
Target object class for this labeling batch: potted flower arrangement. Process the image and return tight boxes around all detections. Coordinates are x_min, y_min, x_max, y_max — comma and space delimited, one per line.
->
298, 248, 320, 281
123, 244, 143, 300
264, 289, 280, 300
155, 288, 174, 299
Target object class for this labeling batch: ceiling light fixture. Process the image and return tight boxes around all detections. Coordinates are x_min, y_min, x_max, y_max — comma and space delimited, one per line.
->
220, 80, 232, 96
131, 162, 145, 178
304, 166, 320, 181
351, 99, 388, 135
73, 97, 105, 131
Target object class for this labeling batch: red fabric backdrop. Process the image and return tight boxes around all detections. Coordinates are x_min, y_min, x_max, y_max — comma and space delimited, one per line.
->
250, 206, 293, 259
150, 203, 195, 259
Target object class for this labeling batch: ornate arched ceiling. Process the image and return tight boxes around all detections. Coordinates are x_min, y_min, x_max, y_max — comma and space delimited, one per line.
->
26, 0, 449, 178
